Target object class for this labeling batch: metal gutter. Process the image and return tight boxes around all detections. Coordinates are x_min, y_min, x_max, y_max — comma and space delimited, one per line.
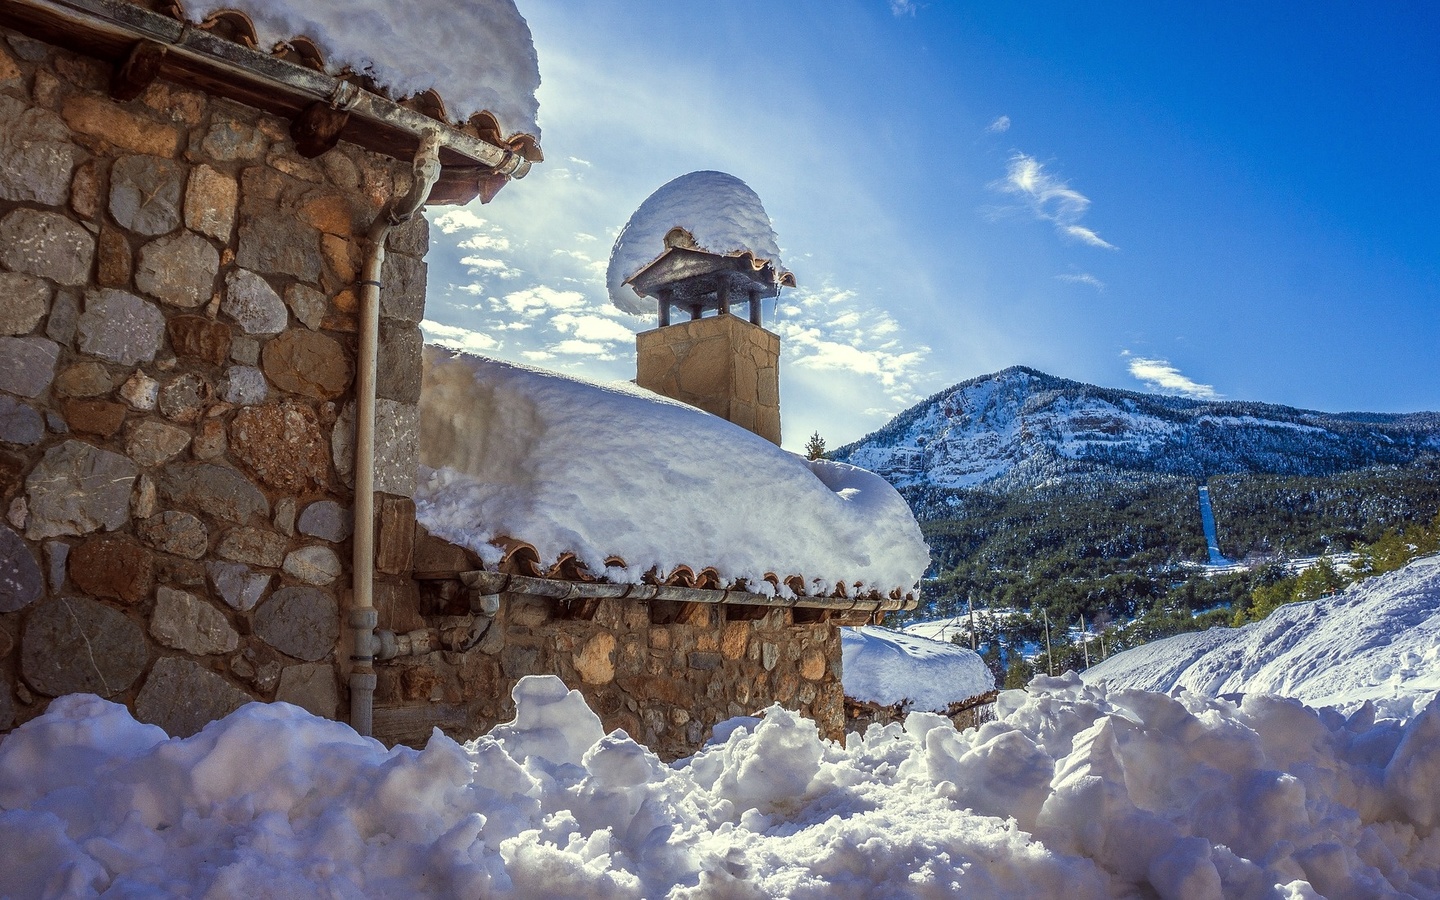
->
347, 129, 445, 737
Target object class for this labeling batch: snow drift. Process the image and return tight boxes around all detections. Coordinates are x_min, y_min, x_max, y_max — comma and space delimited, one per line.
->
607, 171, 785, 316
4, 674, 1440, 897
416, 348, 929, 598
841, 626, 995, 711
1086, 554, 1440, 721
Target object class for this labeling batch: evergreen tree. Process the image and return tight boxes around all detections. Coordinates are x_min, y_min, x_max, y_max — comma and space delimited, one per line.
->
805, 431, 828, 461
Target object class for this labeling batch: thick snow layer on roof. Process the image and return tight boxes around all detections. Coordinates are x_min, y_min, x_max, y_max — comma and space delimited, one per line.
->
841, 626, 995, 711
607, 171, 785, 315
5, 674, 1440, 896
189, 0, 540, 138
416, 348, 928, 596
1085, 554, 1440, 720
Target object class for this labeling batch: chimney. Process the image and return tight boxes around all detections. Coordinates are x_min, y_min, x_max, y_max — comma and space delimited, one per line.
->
607, 173, 794, 446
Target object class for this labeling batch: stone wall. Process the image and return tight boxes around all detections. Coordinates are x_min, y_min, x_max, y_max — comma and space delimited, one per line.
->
636, 314, 781, 445
0, 24, 849, 755
380, 530, 845, 760
0, 27, 427, 737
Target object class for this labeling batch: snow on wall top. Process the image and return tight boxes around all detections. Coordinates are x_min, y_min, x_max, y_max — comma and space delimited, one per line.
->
607, 171, 784, 316
416, 347, 929, 598
1084, 554, 1440, 720
841, 626, 995, 711
187, 0, 540, 141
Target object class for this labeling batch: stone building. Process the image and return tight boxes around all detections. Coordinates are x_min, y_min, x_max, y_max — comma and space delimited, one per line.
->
0, 0, 537, 741
0, 1, 920, 759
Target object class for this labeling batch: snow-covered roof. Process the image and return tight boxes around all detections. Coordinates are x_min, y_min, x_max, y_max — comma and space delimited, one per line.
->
162, 0, 541, 151
607, 171, 788, 316
416, 347, 928, 601
841, 626, 995, 711
1085, 554, 1440, 720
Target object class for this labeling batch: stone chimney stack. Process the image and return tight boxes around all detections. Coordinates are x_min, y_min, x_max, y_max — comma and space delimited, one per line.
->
607, 173, 793, 446
636, 311, 781, 445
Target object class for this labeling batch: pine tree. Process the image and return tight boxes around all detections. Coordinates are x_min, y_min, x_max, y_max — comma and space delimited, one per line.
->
804, 431, 827, 461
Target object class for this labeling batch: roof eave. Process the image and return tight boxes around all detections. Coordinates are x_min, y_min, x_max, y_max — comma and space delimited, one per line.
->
0, 0, 536, 205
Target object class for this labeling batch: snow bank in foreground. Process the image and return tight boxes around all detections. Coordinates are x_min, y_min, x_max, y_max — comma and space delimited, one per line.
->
5, 675, 1440, 897
1086, 555, 1440, 720
417, 348, 929, 597
841, 626, 994, 710
189, 0, 541, 137
607, 171, 785, 315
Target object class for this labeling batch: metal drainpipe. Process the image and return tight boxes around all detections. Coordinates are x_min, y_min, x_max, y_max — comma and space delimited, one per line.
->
349, 129, 445, 736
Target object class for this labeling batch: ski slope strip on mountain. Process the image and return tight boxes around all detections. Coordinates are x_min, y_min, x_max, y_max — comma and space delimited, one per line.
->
834, 366, 1440, 492
6, 674, 1440, 897
1085, 555, 1440, 720
840, 626, 995, 711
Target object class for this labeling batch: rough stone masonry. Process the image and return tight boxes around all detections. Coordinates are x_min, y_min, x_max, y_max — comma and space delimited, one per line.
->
0, 23, 845, 756
0, 25, 427, 738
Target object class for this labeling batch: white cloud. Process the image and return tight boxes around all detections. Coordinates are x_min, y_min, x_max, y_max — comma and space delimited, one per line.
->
1062, 225, 1117, 250
432, 209, 489, 234
889, 0, 917, 15
773, 286, 930, 393
551, 312, 636, 344
550, 338, 615, 358
996, 153, 1116, 250
987, 115, 1011, 134
1127, 356, 1220, 400
1055, 273, 1105, 290
459, 233, 512, 253
568, 156, 592, 167
498, 285, 588, 314
461, 256, 522, 279
420, 319, 501, 353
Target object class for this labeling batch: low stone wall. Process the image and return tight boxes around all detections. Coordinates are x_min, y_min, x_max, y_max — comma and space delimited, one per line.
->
375, 532, 845, 760
843, 691, 999, 736
0, 28, 425, 737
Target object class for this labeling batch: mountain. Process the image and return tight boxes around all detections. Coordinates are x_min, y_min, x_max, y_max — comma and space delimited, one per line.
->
832, 367, 1440, 627
833, 366, 1440, 495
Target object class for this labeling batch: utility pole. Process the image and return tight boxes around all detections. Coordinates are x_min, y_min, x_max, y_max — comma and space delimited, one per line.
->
1080, 613, 1090, 669
969, 596, 977, 651
1041, 607, 1053, 676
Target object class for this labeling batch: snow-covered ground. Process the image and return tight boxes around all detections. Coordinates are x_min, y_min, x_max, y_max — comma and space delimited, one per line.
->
840, 626, 994, 710
1085, 555, 1440, 721
417, 348, 928, 598
5, 673, 1440, 897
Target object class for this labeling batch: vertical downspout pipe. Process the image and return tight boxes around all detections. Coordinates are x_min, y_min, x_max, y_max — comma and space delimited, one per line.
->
349, 129, 444, 736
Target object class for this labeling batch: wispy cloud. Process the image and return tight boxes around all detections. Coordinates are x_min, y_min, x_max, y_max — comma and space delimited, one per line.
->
889, 0, 917, 16
1126, 355, 1220, 400
1055, 273, 1105, 290
774, 286, 929, 403
987, 115, 1011, 134
1061, 225, 1116, 251
495, 285, 587, 315
432, 209, 489, 234
460, 256, 522, 279
420, 320, 501, 353
551, 312, 635, 344
996, 153, 1116, 250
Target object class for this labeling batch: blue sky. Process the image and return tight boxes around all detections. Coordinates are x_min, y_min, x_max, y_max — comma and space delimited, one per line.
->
421, 1, 1440, 451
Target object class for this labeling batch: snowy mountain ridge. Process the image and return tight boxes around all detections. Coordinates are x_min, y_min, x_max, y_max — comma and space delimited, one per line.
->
833, 366, 1440, 494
